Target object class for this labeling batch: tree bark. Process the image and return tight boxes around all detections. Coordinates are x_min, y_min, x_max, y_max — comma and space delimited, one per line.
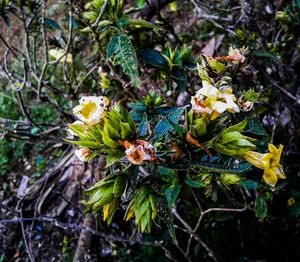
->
72, 214, 95, 262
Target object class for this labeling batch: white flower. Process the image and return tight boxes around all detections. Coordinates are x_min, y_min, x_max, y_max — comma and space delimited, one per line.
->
191, 81, 219, 114
212, 101, 230, 114
75, 148, 89, 161
191, 83, 240, 120
66, 120, 85, 136
197, 81, 219, 98
73, 96, 110, 126
217, 87, 240, 113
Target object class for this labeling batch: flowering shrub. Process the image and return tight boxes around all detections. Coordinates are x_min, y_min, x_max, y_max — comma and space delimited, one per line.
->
67, 43, 285, 236
2, 0, 298, 260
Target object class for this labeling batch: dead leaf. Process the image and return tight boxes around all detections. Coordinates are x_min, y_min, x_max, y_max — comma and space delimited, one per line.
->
186, 132, 212, 157
201, 34, 224, 56
17, 176, 29, 199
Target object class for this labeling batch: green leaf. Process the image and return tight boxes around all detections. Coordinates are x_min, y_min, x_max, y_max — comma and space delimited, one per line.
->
83, 11, 98, 22
157, 196, 176, 242
66, 139, 101, 149
107, 33, 140, 87
149, 194, 157, 219
44, 18, 61, 30
192, 154, 251, 174
130, 19, 160, 30
159, 157, 190, 170
97, 20, 113, 31
153, 108, 184, 141
246, 118, 268, 136
92, 193, 114, 212
138, 48, 167, 68
120, 122, 132, 140
138, 112, 149, 137
153, 106, 177, 116
134, 186, 149, 208
164, 182, 181, 207
206, 57, 226, 74
136, 199, 149, 223
101, 130, 120, 148
86, 187, 107, 205
113, 175, 126, 197
117, 16, 131, 27
255, 195, 268, 221
106, 150, 125, 167
137, 0, 145, 7
184, 178, 204, 188
223, 119, 248, 135
240, 180, 258, 190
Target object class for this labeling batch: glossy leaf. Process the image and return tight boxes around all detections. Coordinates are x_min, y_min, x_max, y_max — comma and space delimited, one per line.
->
138, 48, 167, 68
153, 108, 184, 141
138, 112, 149, 137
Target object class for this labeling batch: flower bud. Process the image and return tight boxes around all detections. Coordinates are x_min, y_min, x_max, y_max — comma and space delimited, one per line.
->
221, 174, 240, 189
210, 119, 256, 157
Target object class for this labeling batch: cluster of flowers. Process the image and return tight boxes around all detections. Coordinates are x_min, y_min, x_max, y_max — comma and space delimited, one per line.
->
67, 96, 157, 166
191, 80, 240, 120
67, 48, 285, 188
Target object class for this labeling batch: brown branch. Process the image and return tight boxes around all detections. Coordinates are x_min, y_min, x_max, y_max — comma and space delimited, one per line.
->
0, 216, 161, 246
73, 214, 95, 262
139, 0, 174, 20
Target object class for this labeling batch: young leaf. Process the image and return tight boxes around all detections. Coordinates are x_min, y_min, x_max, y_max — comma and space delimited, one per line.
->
130, 19, 160, 30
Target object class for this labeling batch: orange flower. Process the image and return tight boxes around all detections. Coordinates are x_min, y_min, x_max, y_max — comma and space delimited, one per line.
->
215, 47, 246, 63
124, 140, 156, 165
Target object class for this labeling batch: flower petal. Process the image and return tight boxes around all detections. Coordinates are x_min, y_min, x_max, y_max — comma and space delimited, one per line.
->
198, 81, 219, 98
212, 101, 229, 114
275, 164, 286, 179
244, 151, 266, 169
263, 170, 278, 186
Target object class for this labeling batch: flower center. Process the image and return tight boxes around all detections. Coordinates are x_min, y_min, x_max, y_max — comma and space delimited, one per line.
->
81, 102, 97, 118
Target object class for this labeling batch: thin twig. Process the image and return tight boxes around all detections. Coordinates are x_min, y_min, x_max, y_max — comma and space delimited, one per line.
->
0, 216, 162, 246
91, 0, 109, 29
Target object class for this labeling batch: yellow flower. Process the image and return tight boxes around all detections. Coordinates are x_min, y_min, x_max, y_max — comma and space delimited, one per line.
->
73, 96, 110, 126
244, 144, 285, 187
287, 197, 295, 206
191, 81, 240, 120
103, 199, 118, 222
